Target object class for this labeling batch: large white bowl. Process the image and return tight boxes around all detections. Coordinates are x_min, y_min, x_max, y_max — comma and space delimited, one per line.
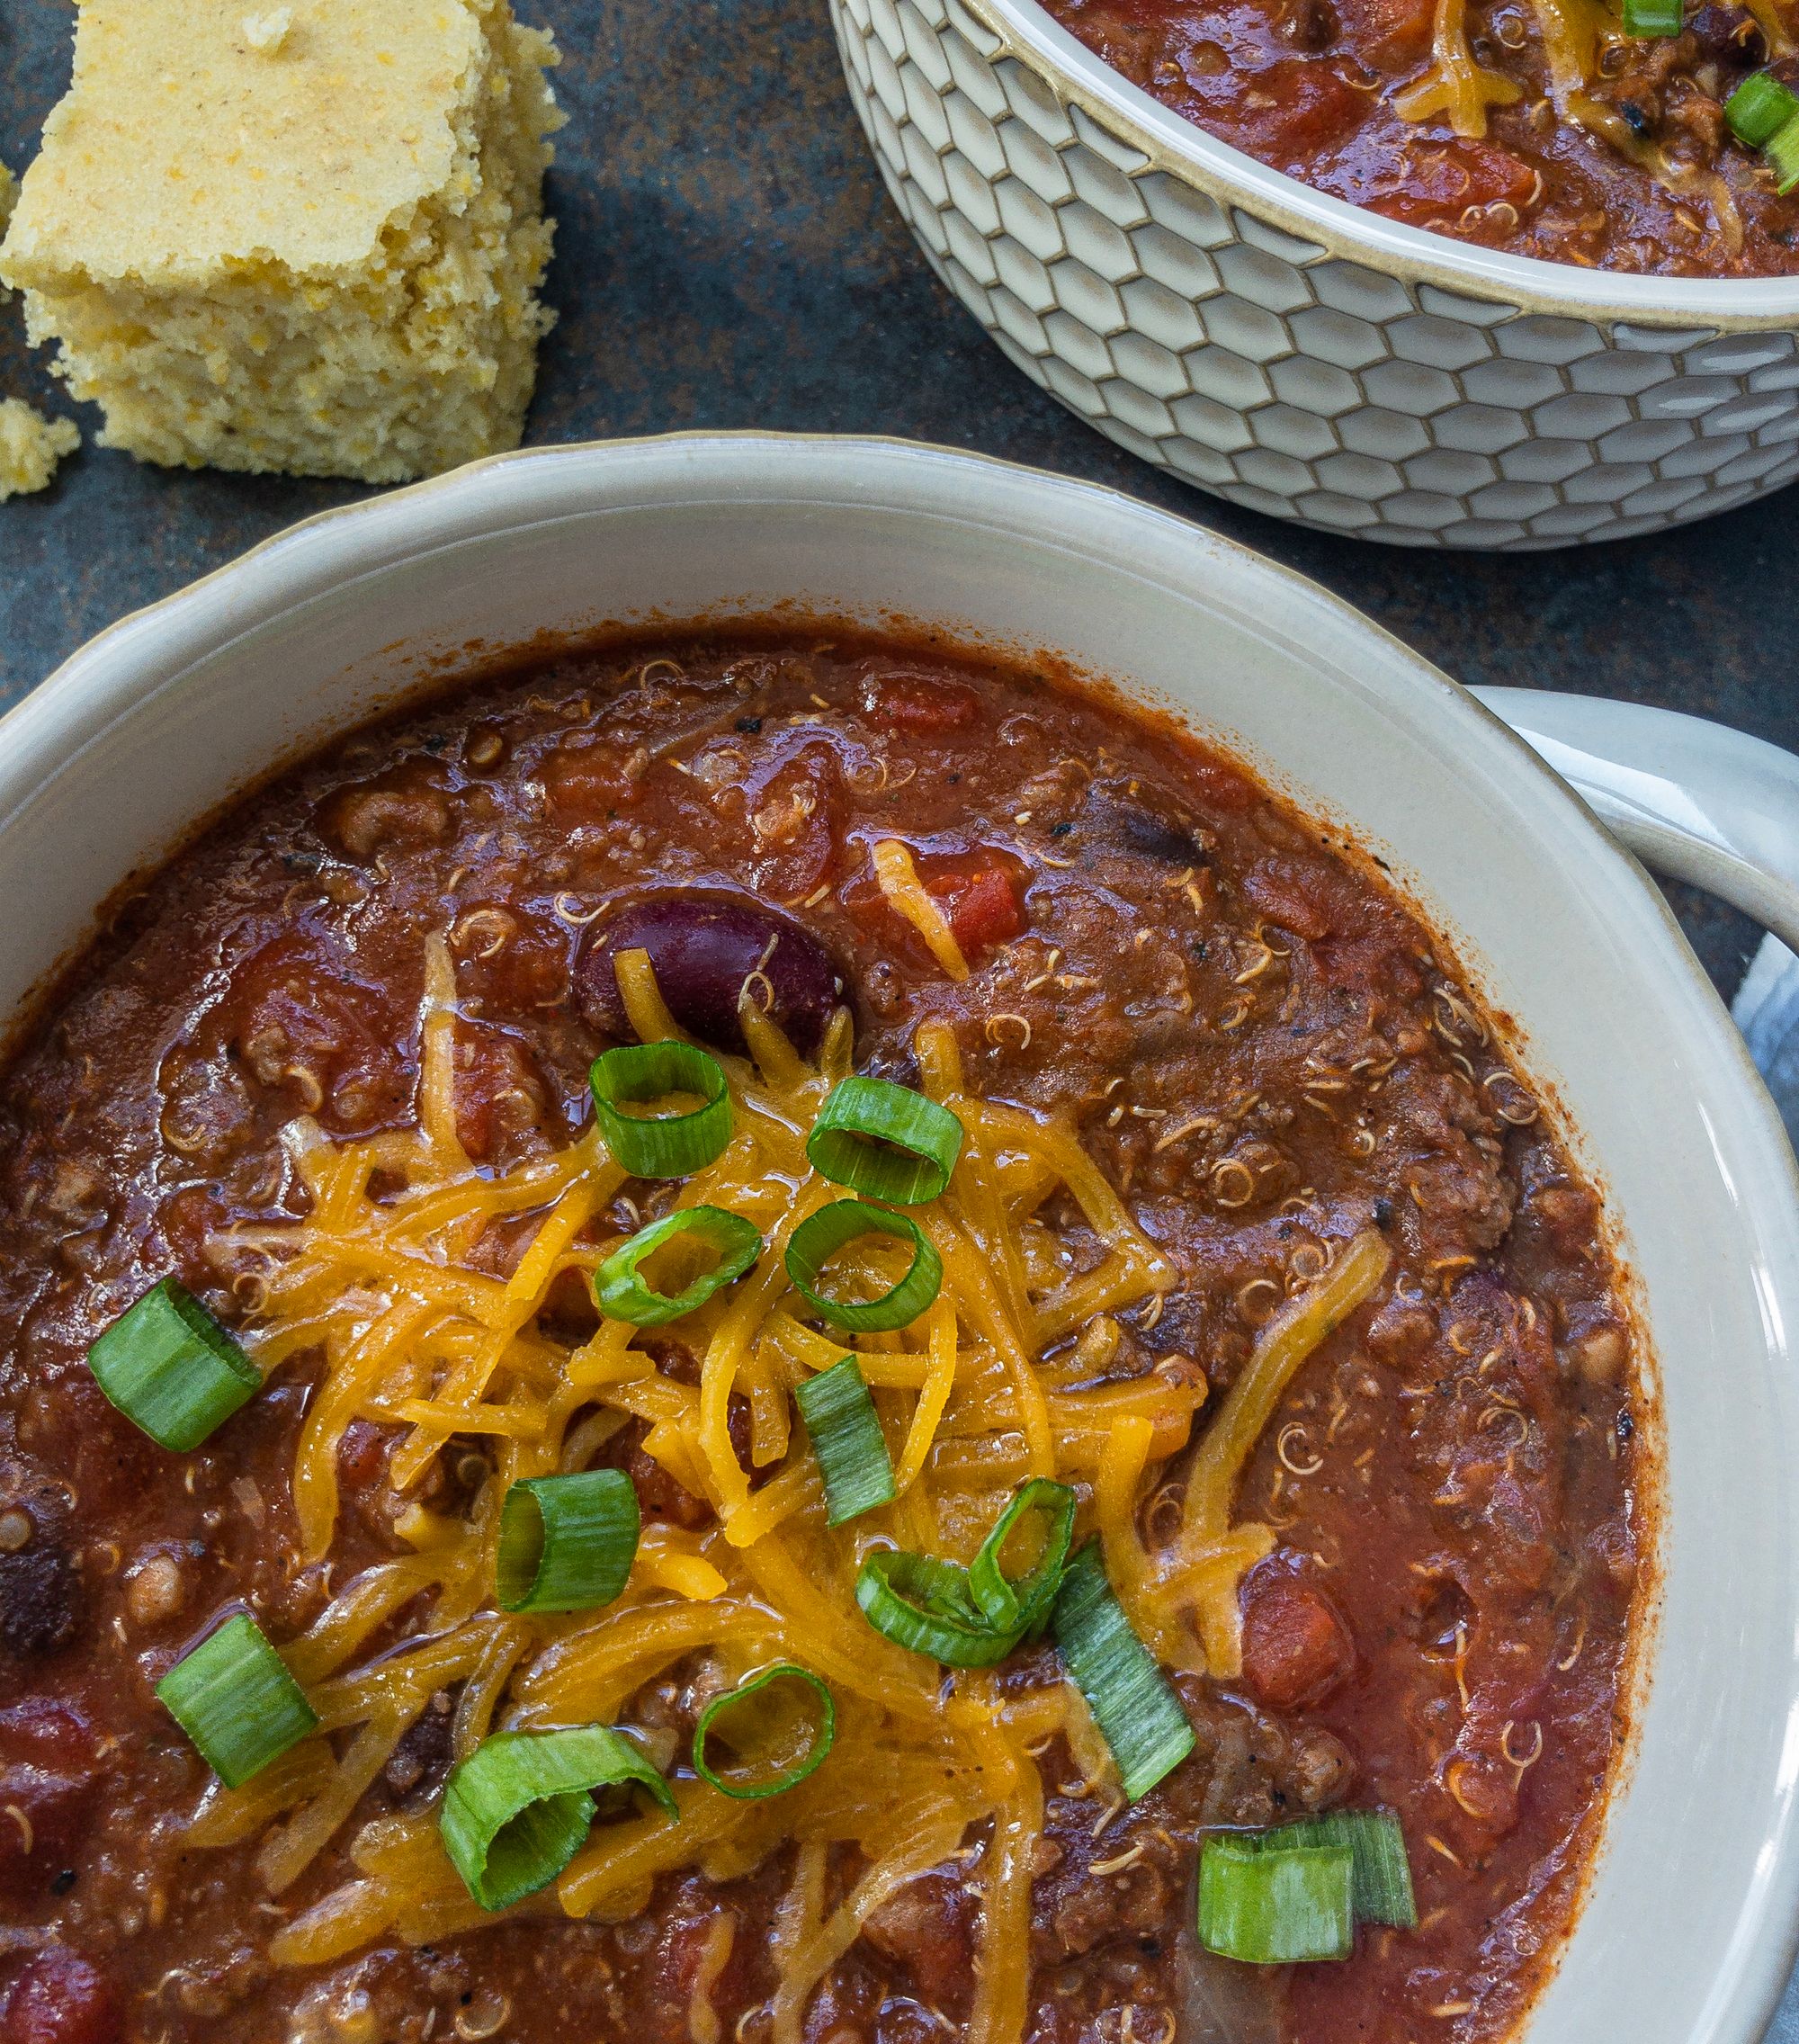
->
4, 435, 1799, 2039
828, 0, 1799, 546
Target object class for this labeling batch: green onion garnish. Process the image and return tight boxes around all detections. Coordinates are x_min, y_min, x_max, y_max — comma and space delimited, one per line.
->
1052, 1542, 1195, 1802
441, 1725, 677, 1911
1725, 73, 1799, 190
590, 1042, 732, 1179
496, 1469, 640, 1613
1768, 113, 1799, 192
855, 1548, 1024, 1666
1726, 70, 1799, 147
692, 1663, 836, 1799
155, 1612, 318, 1788
806, 1076, 963, 1206
1621, 0, 1679, 33
1198, 1838, 1356, 1964
86, 1278, 261, 1452
792, 1357, 896, 1524
595, 1206, 763, 1326
784, 1199, 943, 1332
968, 1478, 1077, 1636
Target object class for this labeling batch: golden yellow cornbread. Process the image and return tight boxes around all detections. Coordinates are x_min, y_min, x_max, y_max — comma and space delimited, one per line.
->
0, 0, 563, 484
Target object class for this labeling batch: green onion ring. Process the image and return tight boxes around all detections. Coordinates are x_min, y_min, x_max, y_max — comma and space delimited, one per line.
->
1198, 1838, 1356, 1964
441, 1725, 677, 1911
1726, 70, 1799, 148
692, 1663, 837, 1800
86, 1278, 262, 1452
855, 1549, 1021, 1667
784, 1199, 942, 1333
155, 1612, 318, 1789
792, 1357, 896, 1525
595, 1206, 763, 1327
590, 1041, 731, 1179
806, 1076, 963, 1206
1620, 0, 1678, 33
968, 1478, 1078, 1635
496, 1469, 640, 1613
1052, 1541, 1195, 1802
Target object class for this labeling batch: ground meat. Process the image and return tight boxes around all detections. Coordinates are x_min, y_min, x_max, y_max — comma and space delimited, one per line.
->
381, 1690, 457, 1806
0, 1538, 79, 1662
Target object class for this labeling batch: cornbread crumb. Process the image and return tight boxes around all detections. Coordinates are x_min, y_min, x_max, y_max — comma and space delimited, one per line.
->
241, 8, 295, 51
0, 399, 80, 501
0, 0, 563, 484
0, 162, 16, 235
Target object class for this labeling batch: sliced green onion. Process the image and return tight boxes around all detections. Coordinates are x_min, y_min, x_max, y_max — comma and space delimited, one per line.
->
590, 1042, 731, 1179
855, 1549, 1021, 1666
441, 1725, 676, 1911
968, 1479, 1077, 1635
692, 1663, 836, 1799
1621, 0, 1678, 33
595, 1206, 762, 1326
807, 1076, 963, 1206
1251, 1809, 1417, 1928
497, 1469, 640, 1613
1198, 1838, 1356, 1964
155, 1613, 318, 1789
793, 1357, 896, 1524
785, 1199, 942, 1332
1768, 112, 1799, 192
1052, 1541, 1195, 1802
86, 1278, 261, 1452
1726, 70, 1799, 148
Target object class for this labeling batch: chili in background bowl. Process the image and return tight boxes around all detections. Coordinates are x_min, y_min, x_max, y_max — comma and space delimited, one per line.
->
828, 0, 1799, 545
2, 435, 1797, 2040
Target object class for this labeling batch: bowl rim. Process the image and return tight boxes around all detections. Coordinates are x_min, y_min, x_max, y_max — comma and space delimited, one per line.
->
6, 430, 1799, 2044
933, 0, 1799, 327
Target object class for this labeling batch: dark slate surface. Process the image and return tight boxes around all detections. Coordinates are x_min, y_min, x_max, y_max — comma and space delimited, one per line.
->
2, 0, 1798, 2014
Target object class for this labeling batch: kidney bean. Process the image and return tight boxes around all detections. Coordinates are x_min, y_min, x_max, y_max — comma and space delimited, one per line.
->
575, 894, 847, 1057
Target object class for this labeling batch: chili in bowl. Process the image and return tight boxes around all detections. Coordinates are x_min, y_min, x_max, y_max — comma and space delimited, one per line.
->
830, 0, 1799, 545
0, 436, 1795, 2044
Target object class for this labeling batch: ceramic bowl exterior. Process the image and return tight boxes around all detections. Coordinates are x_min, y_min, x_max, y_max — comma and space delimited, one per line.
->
5, 436, 1799, 2040
828, 0, 1799, 547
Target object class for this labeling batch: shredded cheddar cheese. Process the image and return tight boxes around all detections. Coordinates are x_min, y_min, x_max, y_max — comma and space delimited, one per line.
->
199, 945, 1383, 2027
1393, 0, 1521, 137
872, 838, 969, 980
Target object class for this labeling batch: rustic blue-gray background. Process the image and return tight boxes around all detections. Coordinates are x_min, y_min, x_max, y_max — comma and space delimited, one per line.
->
4, 0, 1799, 2027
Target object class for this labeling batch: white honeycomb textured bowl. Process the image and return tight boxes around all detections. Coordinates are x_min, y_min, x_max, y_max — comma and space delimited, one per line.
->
830, 0, 1799, 546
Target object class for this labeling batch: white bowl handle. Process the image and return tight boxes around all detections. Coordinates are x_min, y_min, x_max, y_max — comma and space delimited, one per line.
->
1472, 687, 1799, 957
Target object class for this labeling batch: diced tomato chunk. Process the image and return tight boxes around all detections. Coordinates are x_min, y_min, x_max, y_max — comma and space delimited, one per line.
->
864, 674, 980, 733
927, 866, 1024, 958
0, 1950, 121, 2044
1240, 1576, 1354, 1708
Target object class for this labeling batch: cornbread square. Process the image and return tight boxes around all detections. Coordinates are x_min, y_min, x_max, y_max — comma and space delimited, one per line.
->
0, 0, 563, 484
0, 399, 80, 501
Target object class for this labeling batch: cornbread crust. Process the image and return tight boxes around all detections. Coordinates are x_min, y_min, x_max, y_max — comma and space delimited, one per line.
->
0, 399, 80, 501
0, 0, 563, 483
